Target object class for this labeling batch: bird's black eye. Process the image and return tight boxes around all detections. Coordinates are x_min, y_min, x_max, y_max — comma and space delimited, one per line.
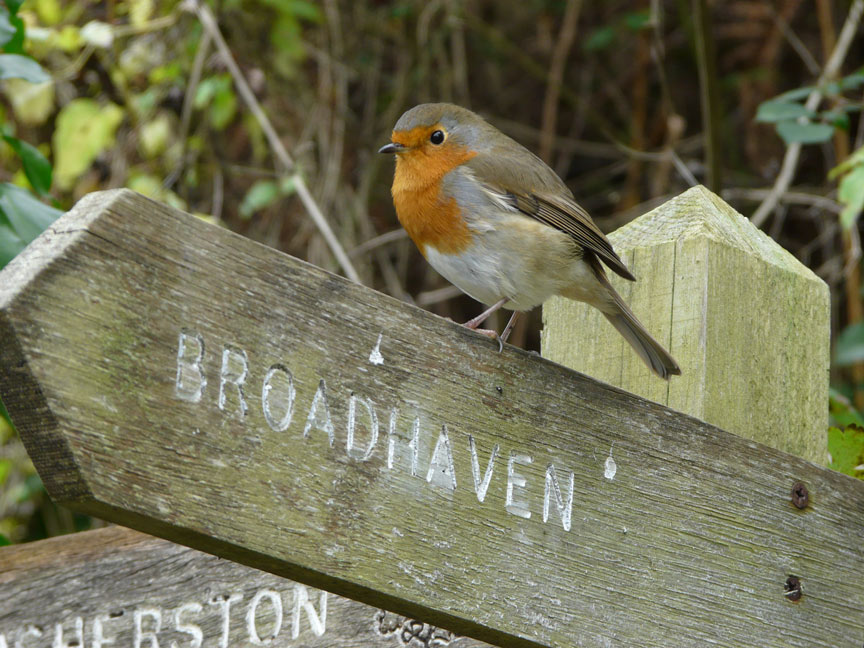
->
430, 130, 445, 145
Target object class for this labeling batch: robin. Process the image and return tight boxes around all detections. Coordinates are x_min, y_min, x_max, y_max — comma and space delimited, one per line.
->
379, 103, 681, 380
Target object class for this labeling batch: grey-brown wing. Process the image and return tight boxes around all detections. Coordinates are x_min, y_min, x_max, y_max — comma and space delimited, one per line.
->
465, 151, 635, 281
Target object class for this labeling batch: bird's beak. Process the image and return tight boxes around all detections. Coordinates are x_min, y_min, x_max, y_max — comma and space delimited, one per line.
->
378, 142, 406, 154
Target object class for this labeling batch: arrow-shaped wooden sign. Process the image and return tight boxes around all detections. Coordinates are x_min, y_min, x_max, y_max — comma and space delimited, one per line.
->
1, 190, 862, 648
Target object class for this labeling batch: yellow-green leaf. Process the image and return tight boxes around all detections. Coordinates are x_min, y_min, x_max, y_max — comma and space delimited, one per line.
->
53, 99, 123, 190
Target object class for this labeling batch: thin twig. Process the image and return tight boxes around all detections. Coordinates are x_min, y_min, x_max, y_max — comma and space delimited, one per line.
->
752, 0, 864, 226
349, 229, 408, 258
185, 0, 361, 283
722, 187, 842, 213
691, 0, 722, 191
164, 28, 212, 190
539, 0, 582, 162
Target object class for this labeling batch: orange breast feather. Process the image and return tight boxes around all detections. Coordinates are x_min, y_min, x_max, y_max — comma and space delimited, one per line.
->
391, 130, 477, 256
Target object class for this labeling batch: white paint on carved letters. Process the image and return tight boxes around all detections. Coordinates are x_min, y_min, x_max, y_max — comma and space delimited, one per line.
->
172, 602, 203, 648
218, 345, 249, 418
346, 394, 379, 460
93, 614, 118, 648
209, 593, 242, 648
292, 586, 327, 639
14, 625, 41, 648
53, 617, 83, 648
543, 464, 574, 531
426, 425, 457, 490
604, 448, 617, 480
368, 334, 384, 365
246, 590, 283, 645
262, 364, 296, 432
387, 409, 419, 475
506, 453, 533, 519
303, 380, 335, 446
133, 608, 161, 648
469, 434, 499, 503
175, 330, 206, 402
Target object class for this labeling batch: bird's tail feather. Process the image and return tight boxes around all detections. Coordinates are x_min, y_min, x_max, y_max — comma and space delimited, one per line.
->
602, 310, 680, 380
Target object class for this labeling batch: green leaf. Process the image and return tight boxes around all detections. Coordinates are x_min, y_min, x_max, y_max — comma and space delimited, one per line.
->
5, 0, 24, 15
776, 120, 834, 144
837, 165, 864, 229
53, 99, 123, 190
0, 6, 17, 48
755, 100, 814, 123
623, 10, 650, 30
0, 182, 62, 268
2, 135, 51, 195
835, 321, 864, 365
829, 145, 864, 179
828, 426, 864, 478
839, 72, 864, 92
209, 84, 237, 131
240, 180, 280, 219
584, 26, 615, 51
0, 458, 11, 485
830, 389, 864, 428
774, 86, 814, 102
820, 109, 850, 131
0, 533, 9, 547
0, 54, 49, 83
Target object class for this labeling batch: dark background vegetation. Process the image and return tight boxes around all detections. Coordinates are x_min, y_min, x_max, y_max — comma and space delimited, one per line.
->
2, 0, 864, 543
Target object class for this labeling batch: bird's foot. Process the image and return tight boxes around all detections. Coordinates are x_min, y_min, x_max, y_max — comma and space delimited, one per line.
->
468, 326, 504, 352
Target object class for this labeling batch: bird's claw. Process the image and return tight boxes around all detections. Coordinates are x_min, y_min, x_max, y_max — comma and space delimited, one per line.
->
471, 327, 504, 352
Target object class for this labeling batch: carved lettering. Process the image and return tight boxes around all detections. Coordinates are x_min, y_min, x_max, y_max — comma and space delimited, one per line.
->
303, 380, 334, 446
175, 330, 206, 403
208, 594, 241, 648
171, 603, 203, 648
469, 435, 499, 503
246, 590, 282, 645
53, 617, 83, 648
543, 464, 574, 531
506, 453, 533, 519
133, 608, 160, 648
346, 394, 378, 461
218, 345, 249, 418
291, 586, 326, 639
426, 425, 456, 490
387, 409, 420, 476
261, 364, 295, 432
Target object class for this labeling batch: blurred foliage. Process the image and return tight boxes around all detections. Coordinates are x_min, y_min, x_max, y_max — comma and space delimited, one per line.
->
2, 0, 864, 542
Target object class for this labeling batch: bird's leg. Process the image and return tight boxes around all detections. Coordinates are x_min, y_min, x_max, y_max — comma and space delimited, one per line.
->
463, 297, 508, 330
463, 297, 508, 352
500, 311, 521, 344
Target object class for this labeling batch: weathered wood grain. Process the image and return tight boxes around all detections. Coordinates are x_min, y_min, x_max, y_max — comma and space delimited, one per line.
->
1, 189, 862, 648
543, 185, 829, 464
0, 526, 484, 648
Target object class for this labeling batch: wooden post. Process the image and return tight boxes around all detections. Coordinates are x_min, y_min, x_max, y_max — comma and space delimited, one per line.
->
1, 190, 861, 648
542, 186, 829, 464
0, 526, 485, 648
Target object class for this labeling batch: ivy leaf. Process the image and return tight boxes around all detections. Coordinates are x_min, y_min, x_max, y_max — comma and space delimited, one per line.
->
0, 54, 49, 83
828, 426, 864, 478
0, 6, 17, 48
776, 120, 834, 144
584, 26, 615, 51
756, 101, 814, 123
837, 165, 864, 229
52, 99, 123, 190
240, 180, 280, 219
835, 322, 864, 365
2, 135, 51, 195
0, 182, 62, 268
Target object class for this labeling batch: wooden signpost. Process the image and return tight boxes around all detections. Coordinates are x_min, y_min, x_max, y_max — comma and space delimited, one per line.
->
1, 189, 863, 647
0, 526, 484, 648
